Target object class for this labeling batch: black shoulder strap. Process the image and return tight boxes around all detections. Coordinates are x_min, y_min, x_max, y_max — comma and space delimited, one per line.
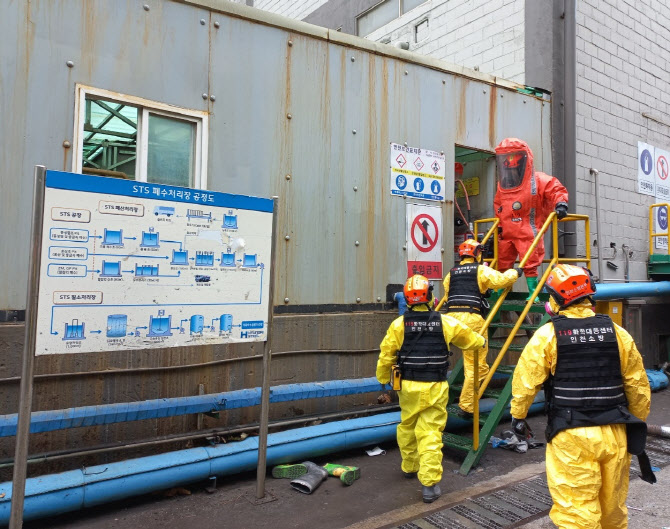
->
398, 309, 439, 365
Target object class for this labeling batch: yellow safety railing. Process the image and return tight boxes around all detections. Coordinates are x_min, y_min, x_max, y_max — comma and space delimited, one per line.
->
438, 214, 591, 450
649, 203, 670, 255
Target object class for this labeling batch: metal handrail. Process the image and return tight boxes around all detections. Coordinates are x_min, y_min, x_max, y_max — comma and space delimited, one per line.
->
649, 203, 670, 255
477, 213, 591, 401
438, 214, 591, 450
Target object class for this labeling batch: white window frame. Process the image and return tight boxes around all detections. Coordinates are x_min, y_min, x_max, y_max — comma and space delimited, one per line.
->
73, 84, 209, 189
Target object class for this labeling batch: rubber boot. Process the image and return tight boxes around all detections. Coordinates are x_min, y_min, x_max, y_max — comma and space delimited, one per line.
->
290, 461, 328, 494
272, 463, 307, 479
322, 463, 361, 486
422, 484, 442, 503
525, 276, 539, 302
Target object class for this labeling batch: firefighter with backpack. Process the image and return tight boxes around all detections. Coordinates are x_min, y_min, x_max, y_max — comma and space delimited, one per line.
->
376, 274, 486, 503
442, 239, 522, 418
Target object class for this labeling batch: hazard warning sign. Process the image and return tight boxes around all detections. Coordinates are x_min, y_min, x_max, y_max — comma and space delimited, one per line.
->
656, 147, 670, 201
406, 203, 443, 279
390, 143, 445, 202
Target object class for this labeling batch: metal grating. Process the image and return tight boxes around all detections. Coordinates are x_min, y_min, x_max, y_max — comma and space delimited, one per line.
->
490, 489, 546, 515
450, 505, 504, 529
470, 496, 525, 523
423, 511, 470, 529
510, 481, 553, 506
403, 436, 670, 529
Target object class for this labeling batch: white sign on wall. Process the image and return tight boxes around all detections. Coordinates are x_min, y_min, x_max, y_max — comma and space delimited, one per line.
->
36, 171, 274, 355
406, 203, 443, 279
655, 147, 670, 202
390, 143, 445, 202
638, 141, 655, 196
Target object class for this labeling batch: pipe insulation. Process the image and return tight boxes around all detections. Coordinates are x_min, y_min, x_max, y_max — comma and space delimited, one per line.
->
593, 281, 670, 300
0, 396, 545, 523
0, 378, 387, 437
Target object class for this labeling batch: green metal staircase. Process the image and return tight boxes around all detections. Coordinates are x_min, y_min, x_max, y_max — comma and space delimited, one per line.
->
436, 211, 591, 475
442, 292, 550, 475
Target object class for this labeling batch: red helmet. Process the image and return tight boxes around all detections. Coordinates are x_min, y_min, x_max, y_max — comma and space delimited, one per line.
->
458, 239, 482, 259
404, 274, 433, 306
544, 264, 596, 308
455, 162, 464, 176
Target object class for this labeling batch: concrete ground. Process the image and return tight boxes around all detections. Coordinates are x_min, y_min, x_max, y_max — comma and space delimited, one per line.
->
24, 389, 670, 529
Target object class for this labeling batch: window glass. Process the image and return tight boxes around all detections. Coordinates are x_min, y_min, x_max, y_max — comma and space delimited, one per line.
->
403, 0, 426, 13
146, 114, 196, 188
357, 0, 398, 36
83, 98, 138, 179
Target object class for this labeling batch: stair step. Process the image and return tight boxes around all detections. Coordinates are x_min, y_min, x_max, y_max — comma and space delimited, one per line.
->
489, 322, 540, 330
500, 302, 548, 313
482, 388, 503, 399
489, 340, 525, 352
495, 365, 516, 375
442, 432, 472, 452
447, 404, 463, 416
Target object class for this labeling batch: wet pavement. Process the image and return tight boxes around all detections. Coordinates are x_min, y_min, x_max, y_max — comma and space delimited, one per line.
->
24, 389, 670, 529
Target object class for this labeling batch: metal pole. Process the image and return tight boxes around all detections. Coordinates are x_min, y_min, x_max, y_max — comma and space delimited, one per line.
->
256, 198, 279, 499
591, 168, 604, 281
10, 166, 47, 529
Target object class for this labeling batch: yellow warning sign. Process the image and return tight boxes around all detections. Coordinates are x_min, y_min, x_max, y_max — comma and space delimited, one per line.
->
456, 177, 480, 198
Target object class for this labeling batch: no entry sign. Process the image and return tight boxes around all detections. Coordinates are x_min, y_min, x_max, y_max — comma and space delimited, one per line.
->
406, 203, 443, 279
411, 214, 439, 252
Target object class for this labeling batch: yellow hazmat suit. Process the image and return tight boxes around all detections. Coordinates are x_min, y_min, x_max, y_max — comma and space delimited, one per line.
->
377, 305, 486, 486
511, 300, 650, 529
443, 258, 519, 413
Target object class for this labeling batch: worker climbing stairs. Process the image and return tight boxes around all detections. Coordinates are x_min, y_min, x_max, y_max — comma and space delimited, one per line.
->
439, 212, 592, 475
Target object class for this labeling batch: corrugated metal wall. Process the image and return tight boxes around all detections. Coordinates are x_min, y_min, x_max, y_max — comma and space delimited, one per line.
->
0, 0, 551, 469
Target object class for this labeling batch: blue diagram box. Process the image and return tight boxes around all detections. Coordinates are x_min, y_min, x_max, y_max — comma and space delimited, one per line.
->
136, 265, 159, 276
220, 314, 233, 332
140, 231, 159, 247
221, 252, 235, 266
195, 252, 214, 266
101, 261, 121, 277
49, 228, 89, 243
103, 229, 123, 246
241, 321, 264, 329
190, 315, 204, 334
171, 250, 189, 265
223, 213, 238, 229
243, 254, 257, 267
107, 315, 127, 337
148, 315, 172, 337
63, 320, 85, 340
47, 264, 87, 277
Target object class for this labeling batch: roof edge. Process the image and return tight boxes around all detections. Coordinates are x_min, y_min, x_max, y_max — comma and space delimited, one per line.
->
176, 0, 549, 98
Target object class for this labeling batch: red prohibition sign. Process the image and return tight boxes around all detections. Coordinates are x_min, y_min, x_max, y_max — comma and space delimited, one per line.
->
411, 214, 439, 252
658, 156, 669, 181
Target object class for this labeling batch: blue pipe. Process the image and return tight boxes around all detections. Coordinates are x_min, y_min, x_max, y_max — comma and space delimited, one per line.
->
0, 378, 386, 437
0, 396, 545, 523
593, 281, 670, 300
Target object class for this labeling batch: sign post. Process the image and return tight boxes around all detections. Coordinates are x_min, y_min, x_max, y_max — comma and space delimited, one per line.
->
10, 166, 47, 529
256, 198, 278, 500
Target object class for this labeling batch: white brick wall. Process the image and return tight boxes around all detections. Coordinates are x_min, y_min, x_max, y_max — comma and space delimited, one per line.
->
366, 0, 526, 84
253, 0, 329, 20
576, 0, 670, 280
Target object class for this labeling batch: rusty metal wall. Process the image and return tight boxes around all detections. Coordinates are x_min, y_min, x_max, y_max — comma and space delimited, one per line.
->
0, 0, 551, 463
